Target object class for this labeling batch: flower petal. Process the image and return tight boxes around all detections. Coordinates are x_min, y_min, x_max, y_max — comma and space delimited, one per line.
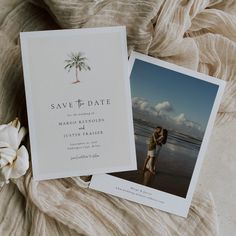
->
10, 118, 20, 131
0, 125, 19, 150
0, 147, 16, 167
0, 124, 8, 132
17, 127, 27, 147
10, 145, 29, 179
0, 141, 10, 148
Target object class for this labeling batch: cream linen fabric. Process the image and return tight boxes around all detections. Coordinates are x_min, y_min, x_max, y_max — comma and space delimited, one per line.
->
1, 0, 236, 235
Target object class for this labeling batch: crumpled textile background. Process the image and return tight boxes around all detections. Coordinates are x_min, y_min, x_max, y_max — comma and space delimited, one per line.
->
0, 0, 236, 235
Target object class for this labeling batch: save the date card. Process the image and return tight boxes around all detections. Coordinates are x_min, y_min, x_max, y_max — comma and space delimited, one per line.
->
20, 27, 136, 180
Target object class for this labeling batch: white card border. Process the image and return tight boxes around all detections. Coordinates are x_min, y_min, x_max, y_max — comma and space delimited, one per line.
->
20, 26, 137, 181
90, 51, 226, 217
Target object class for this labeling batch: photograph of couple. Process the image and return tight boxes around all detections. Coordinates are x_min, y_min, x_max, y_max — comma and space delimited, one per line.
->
111, 58, 219, 198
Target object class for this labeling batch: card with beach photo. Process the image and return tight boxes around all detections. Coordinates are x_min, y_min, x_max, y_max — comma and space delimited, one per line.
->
90, 52, 226, 217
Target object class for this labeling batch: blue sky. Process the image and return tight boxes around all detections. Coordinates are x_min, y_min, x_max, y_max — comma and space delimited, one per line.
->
130, 59, 219, 131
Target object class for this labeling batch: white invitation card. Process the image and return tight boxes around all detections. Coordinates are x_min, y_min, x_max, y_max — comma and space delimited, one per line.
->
20, 27, 136, 180
90, 52, 226, 217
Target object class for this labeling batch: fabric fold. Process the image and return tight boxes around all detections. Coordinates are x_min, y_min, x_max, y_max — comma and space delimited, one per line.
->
1, 0, 236, 235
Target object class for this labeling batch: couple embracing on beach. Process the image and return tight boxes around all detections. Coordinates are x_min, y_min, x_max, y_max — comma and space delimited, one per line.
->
143, 126, 168, 186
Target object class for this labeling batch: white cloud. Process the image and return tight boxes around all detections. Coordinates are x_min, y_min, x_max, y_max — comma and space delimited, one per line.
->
173, 113, 186, 124
132, 97, 157, 116
173, 113, 202, 132
140, 101, 149, 110
132, 97, 147, 109
185, 121, 194, 128
132, 97, 203, 138
155, 101, 173, 114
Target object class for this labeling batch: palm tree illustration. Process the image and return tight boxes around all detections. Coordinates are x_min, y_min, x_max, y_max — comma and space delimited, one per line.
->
64, 52, 91, 83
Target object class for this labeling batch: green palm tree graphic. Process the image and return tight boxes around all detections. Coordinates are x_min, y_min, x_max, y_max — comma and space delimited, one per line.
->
64, 52, 91, 83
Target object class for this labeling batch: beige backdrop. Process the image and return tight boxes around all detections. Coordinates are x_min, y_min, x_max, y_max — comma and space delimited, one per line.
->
0, 0, 236, 235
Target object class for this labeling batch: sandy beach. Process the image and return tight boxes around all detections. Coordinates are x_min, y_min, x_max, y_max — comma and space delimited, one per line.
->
111, 129, 200, 198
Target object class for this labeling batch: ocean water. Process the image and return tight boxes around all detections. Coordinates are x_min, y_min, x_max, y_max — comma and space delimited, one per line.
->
111, 118, 202, 198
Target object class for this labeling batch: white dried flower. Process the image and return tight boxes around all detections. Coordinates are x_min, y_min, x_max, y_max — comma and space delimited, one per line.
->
0, 118, 29, 187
